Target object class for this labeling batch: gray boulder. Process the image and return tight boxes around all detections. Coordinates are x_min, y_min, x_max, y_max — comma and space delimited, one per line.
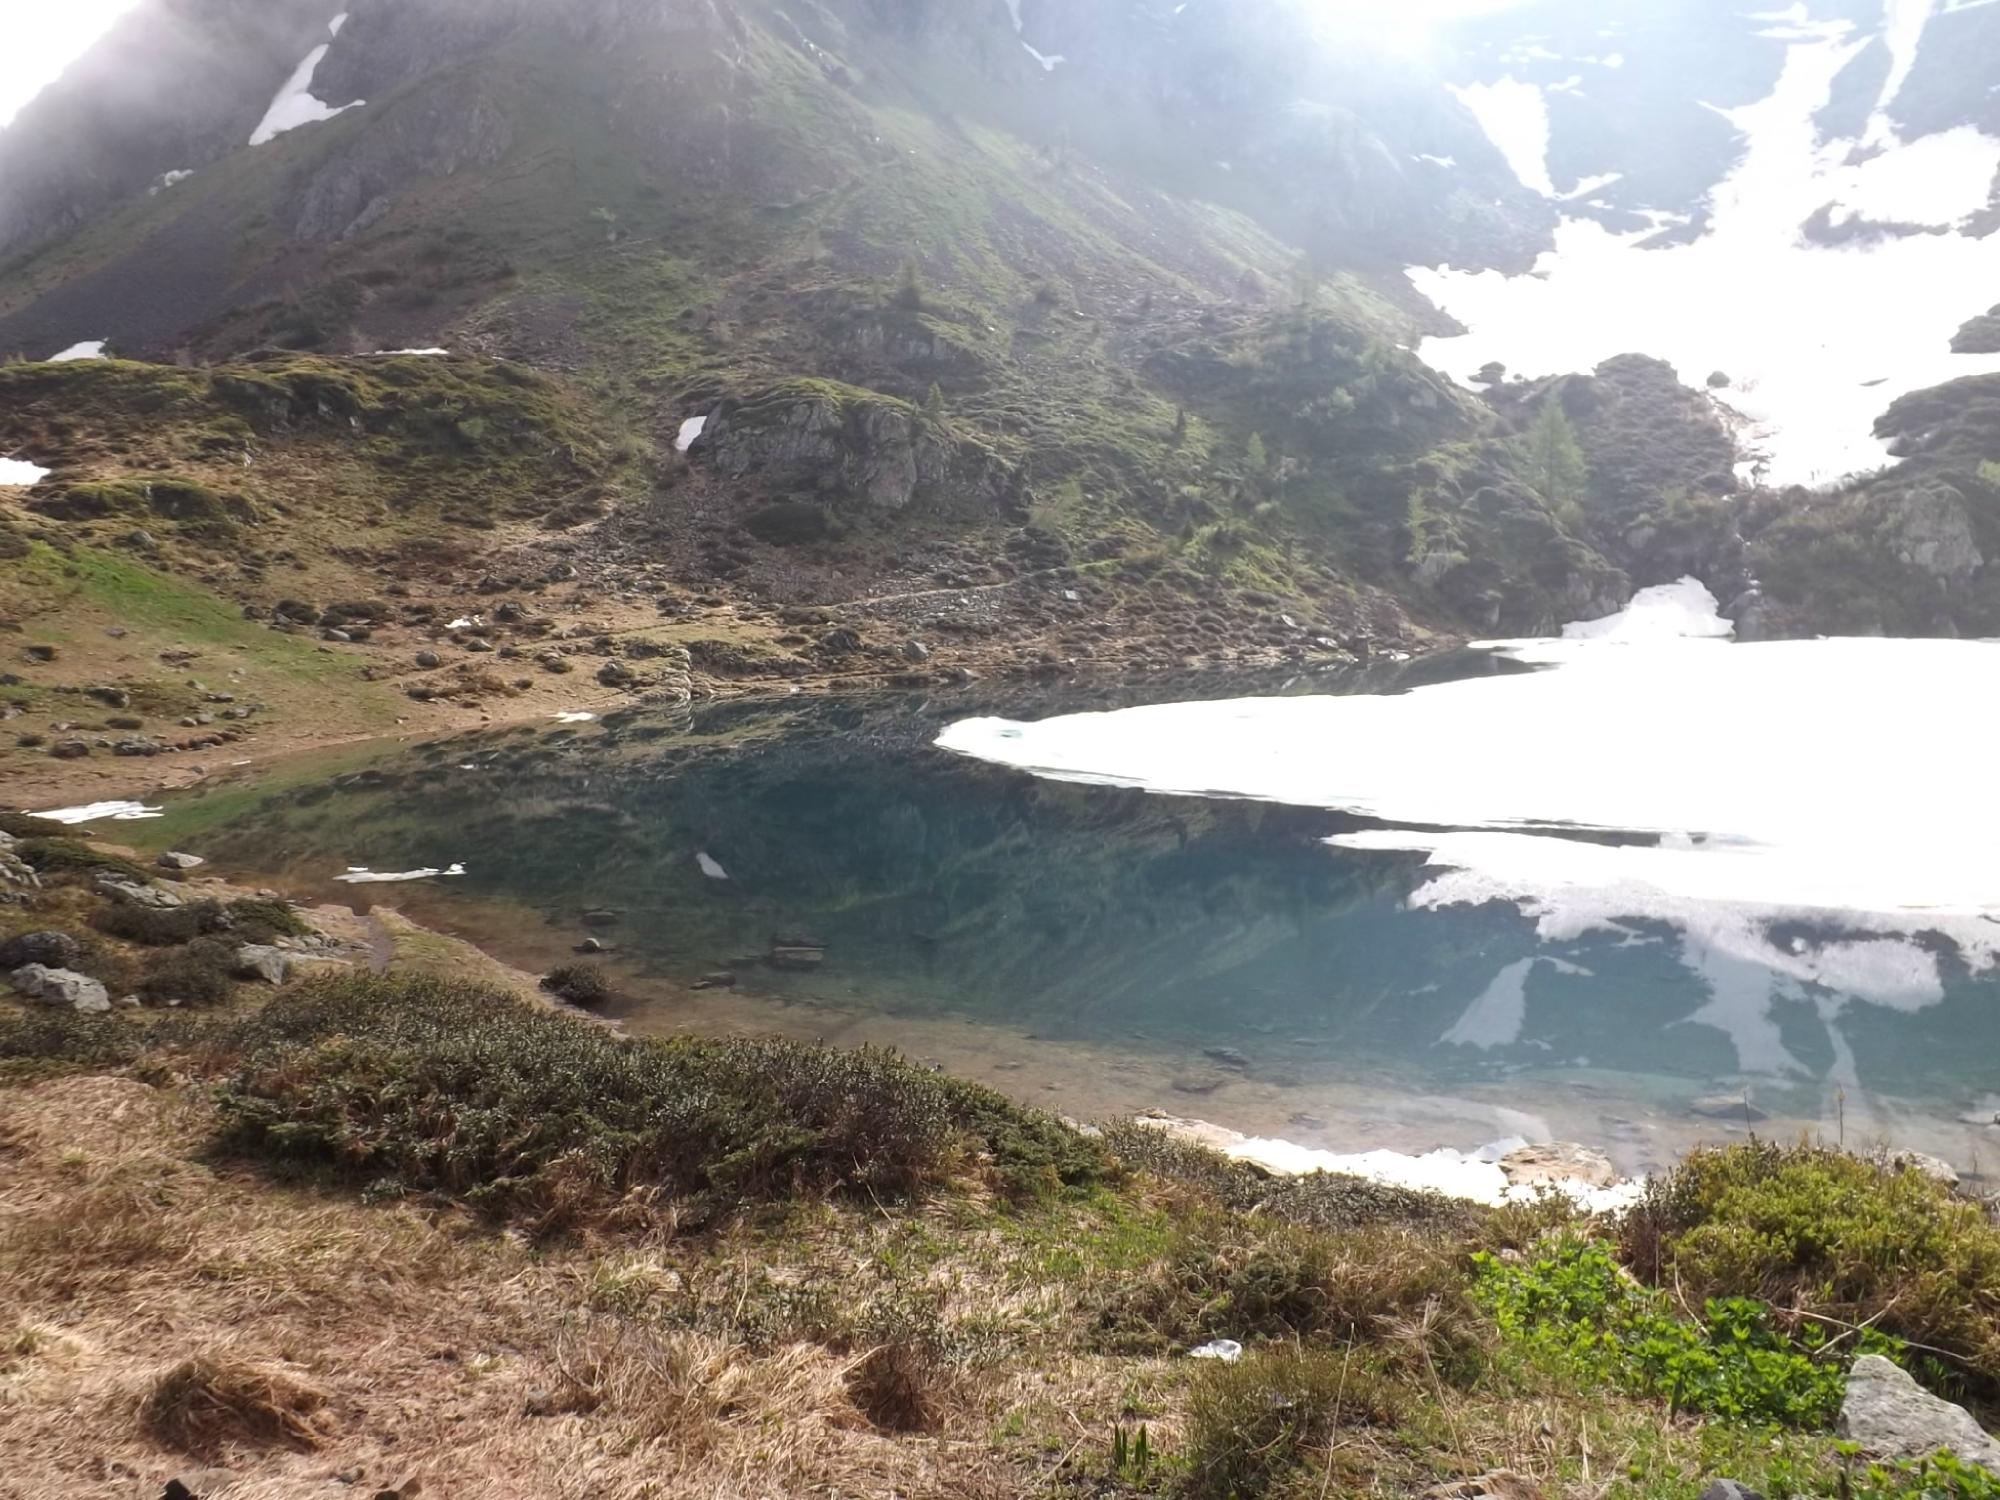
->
157, 851, 206, 871
95, 874, 185, 909
233, 945, 292, 986
9, 964, 111, 1013
1838, 1355, 2000, 1472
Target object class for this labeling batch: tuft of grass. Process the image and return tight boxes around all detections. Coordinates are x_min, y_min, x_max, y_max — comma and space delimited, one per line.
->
1182, 1345, 1409, 1500
139, 937, 240, 1008
215, 973, 1106, 1231
0, 812, 72, 839
1622, 1143, 2000, 1395
140, 1352, 331, 1459
226, 897, 312, 941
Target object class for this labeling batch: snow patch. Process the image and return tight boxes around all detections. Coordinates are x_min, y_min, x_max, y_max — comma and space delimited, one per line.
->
335, 863, 466, 884
675, 414, 708, 453
250, 13, 362, 146
150, 169, 193, 195
696, 851, 730, 880
1450, 77, 1553, 196
48, 341, 106, 362
0, 457, 48, 486
1410, 23, 2000, 488
367, 347, 449, 357
550, 711, 597, 725
32, 801, 163, 824
1022, 41, 1065, 70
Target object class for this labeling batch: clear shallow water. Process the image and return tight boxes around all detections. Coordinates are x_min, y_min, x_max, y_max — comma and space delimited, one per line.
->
121, 635, 2000, 1179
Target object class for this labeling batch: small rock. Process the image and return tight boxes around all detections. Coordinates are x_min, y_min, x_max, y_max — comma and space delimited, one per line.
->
9, 964, 111, 1013
49, 739, 90, 760
1838, 1354, 2000, 1472
414, 650, 442, 669
574, 936, 607, 954
157, 851, 206, 871
233, 945, 292, 986
162, 1470, 241, 1500
596, 660, 637, 687
1876, 1147, 1961, 1187
902, 640, 931, 663
1422, 1472, 1544, 1500
691, 971, 736, 990
1700, 1482, 1765, 1500
1500, 1142, 1619, 1191
1202, 1046, 1251, 1070
1170, 1073, 1228, 1096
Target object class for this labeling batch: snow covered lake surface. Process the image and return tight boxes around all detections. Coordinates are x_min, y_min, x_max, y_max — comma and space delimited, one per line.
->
939, 581, 2000, 1161
1412, 8, 2000, 487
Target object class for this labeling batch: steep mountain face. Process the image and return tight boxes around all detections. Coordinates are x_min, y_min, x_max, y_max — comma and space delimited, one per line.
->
0, 0, 1997, 666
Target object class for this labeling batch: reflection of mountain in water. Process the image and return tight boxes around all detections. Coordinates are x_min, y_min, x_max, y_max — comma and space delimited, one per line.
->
167, 666, 2000, 1123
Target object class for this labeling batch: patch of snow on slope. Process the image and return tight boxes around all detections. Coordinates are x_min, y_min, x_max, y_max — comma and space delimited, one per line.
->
250, 13, 362, 146
1410, 20, 2000, 487
34, 801, 163, 824
0, 457, 48, 486
1450, 78, 1554, 196
676, 415, 708, 453
48, 341, 106, 361
336, 863, 466, 884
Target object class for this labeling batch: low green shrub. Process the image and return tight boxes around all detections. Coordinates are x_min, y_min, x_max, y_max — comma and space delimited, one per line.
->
215, 974, 1105, 1230
1182, 1346, 1408, 1500
91, 899, 228, 947
226, 899, 313, 942
15, 839, 153, 884
0, 1008, 146, 1071
1622, 1143, 2000, 1392
0, 812, 72, 839
540, 963, 611, 1006
1475, 1235, 1859, 1427
139, 937, 239, 1008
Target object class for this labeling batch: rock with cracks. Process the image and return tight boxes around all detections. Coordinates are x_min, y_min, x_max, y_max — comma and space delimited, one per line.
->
1838, 1355, 2000, 1472
9, 964, 112, 1013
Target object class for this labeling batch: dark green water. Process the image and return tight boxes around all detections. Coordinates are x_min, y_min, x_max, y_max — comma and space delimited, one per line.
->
138, 662, 2000, 1174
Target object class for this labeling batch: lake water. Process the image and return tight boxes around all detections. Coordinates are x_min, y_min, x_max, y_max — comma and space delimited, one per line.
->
119, 589, 2000, 1184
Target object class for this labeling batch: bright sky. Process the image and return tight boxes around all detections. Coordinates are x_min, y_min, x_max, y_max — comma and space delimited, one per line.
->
0, 0, 144, 127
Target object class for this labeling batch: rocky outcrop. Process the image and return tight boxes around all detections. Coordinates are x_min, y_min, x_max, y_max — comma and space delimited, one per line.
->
10, 965, 112, 1013
696, 380, 1016, 513
1884, 480, 1984, 583
1838, 1355, 2000, 1472
0, 0, 335, 260
0, 932, 81, 970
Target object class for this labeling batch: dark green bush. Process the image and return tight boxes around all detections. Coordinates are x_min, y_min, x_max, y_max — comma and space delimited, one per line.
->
541, 963, 611, 1006
0, 1008, 146, 1070
139, 937, 240, 1008
226, 898, 312, 942
15, 839, 153, 884
0, 812, 71, 839
1622, 1143, 2000, 1391
215, 974, 1104, 1229
91, 898, 227, 947
1182, 1346, 1407, 1500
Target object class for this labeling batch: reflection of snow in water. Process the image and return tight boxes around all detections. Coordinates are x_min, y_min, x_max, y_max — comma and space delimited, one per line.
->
1441, 955, 1591, 1049
1415, 12, 2000, 487
938, 582, 2000, 1078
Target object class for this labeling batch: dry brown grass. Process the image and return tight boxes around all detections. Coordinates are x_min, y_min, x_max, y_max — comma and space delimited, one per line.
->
0, 1074, 1066, 1498
141, 1353, 333, 1458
